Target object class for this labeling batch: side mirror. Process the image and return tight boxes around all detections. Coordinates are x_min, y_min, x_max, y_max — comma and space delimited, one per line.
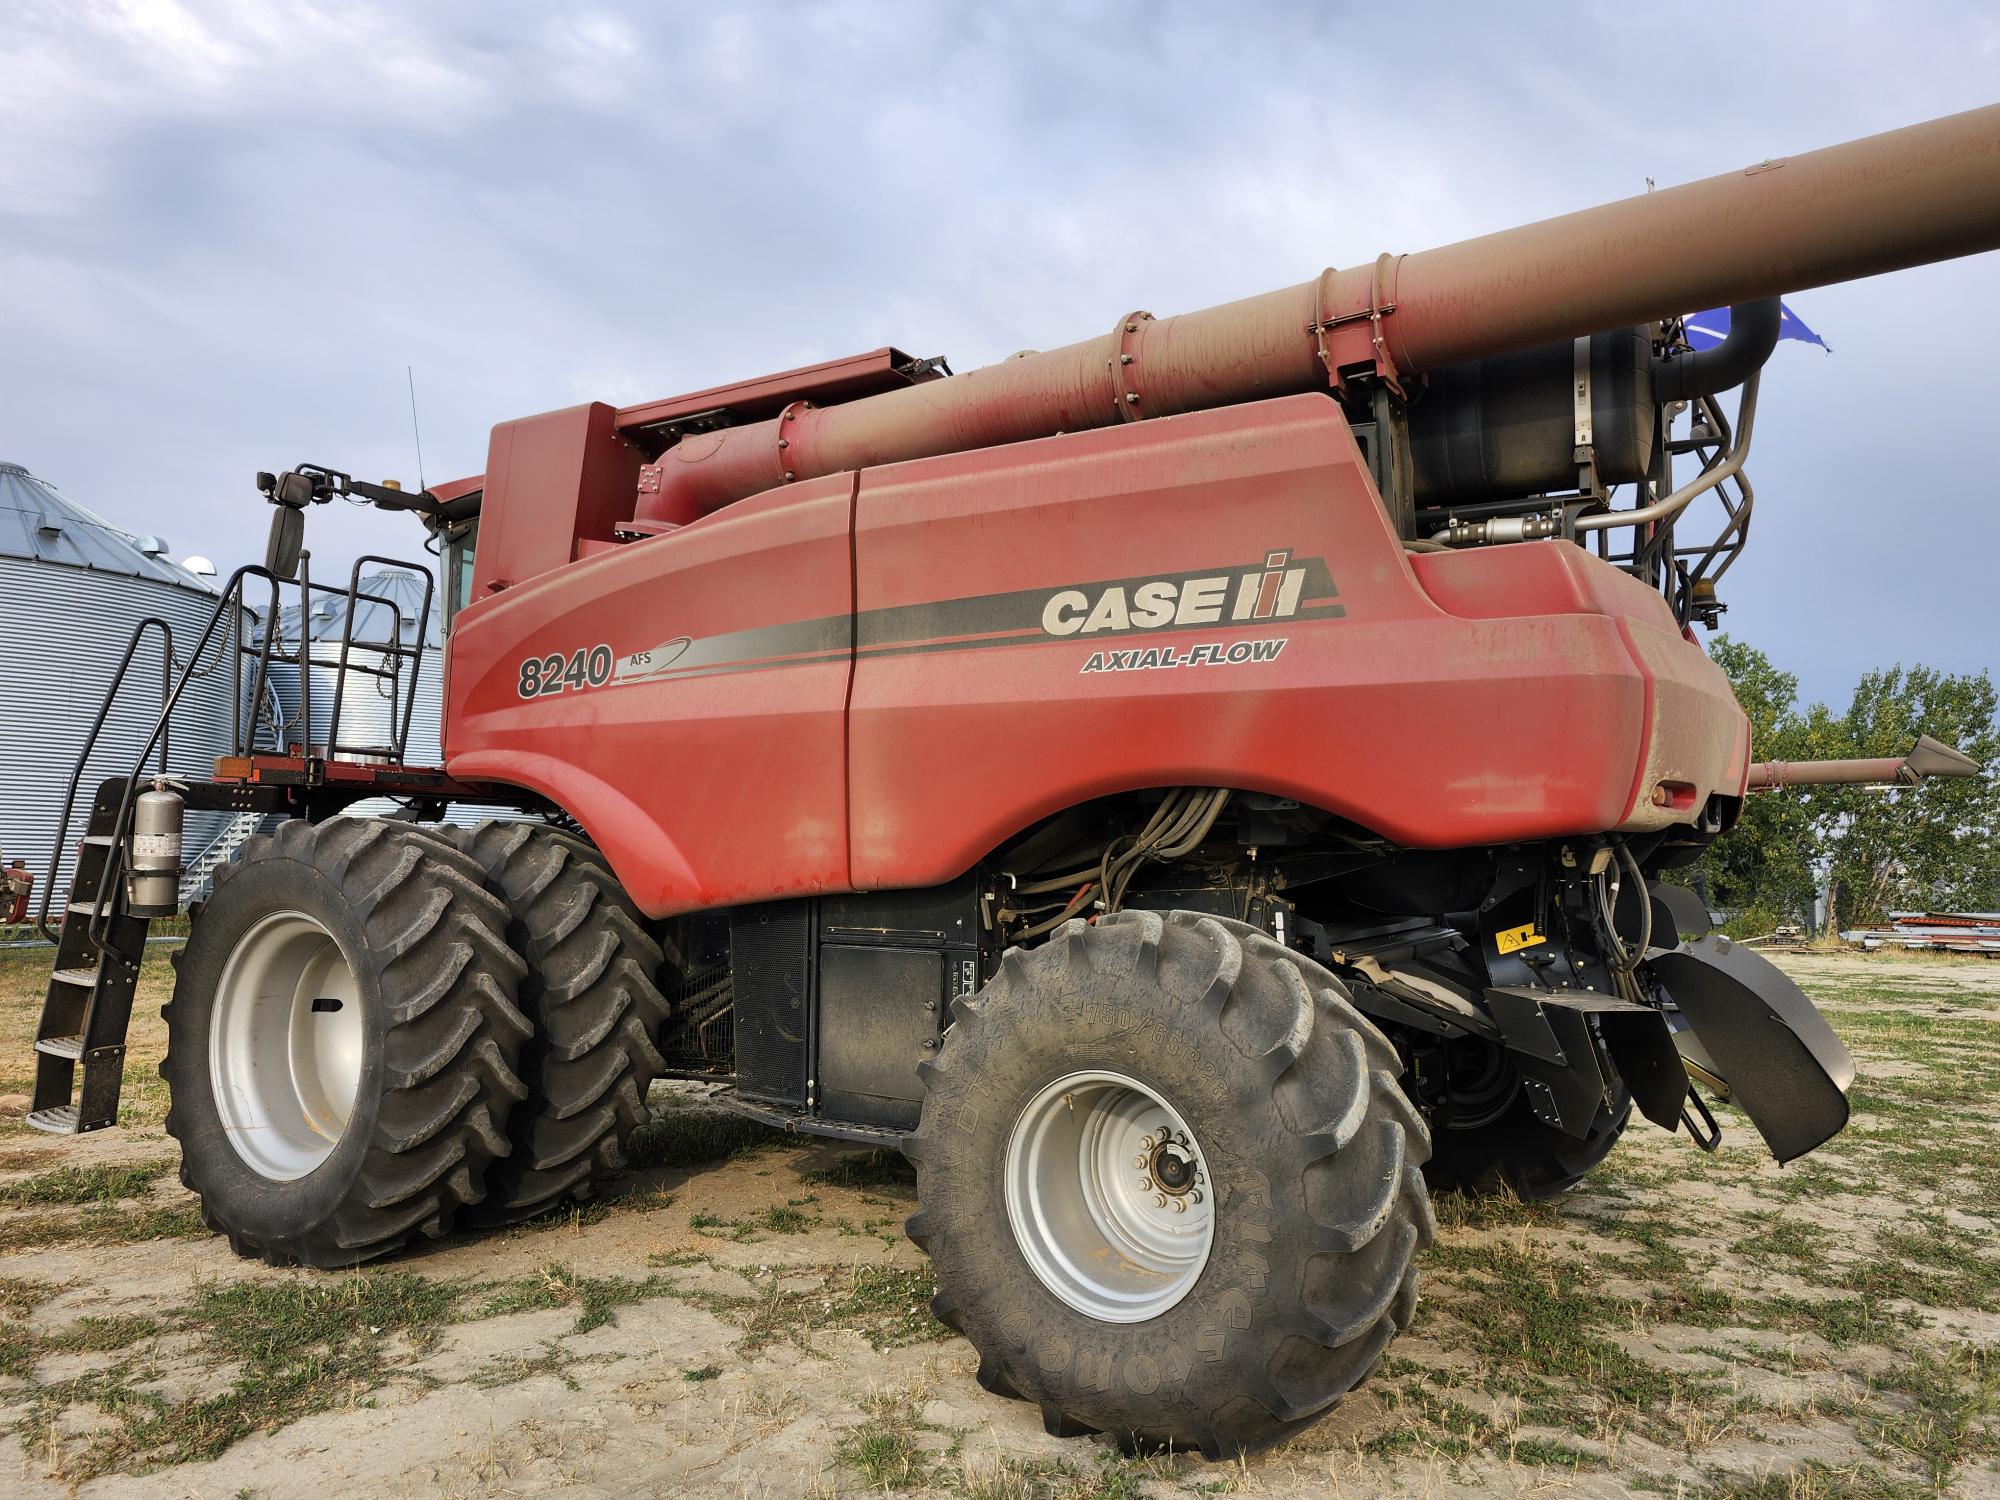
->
265, 505, 305, 579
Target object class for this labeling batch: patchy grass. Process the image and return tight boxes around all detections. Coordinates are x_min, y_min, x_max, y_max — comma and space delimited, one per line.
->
688, 1199, 824, 1241
479, 1264, 672, 1335
619, 1106, 783, 1172
804, 1149, 915, 1191
672, 1262, 948, 1356
0, 1161, 168, 1207
0, 1198, 207, 1254
1864, 1340, 2000, 1486
0, 947, 1996, 1495
24, 1270, 457, 1482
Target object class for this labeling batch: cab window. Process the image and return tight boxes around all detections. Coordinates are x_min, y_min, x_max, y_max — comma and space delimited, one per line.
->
443, 520, 477, 631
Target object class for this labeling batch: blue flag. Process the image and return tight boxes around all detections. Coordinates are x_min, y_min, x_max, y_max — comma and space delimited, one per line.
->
1683, 302, 1829, 353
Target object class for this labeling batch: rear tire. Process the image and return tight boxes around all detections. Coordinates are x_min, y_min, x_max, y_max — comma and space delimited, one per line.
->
442, 823, 672, 1224
907, 911, 1434, 1458
163, 818, 532, 1267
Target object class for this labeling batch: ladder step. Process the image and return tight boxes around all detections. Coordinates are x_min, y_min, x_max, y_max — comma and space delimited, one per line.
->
25, 1106, 80, 1136
51, 967, 98, 988
80, 835, 117, 848
35, 1034, 84, 1060
66, 900, 115, 917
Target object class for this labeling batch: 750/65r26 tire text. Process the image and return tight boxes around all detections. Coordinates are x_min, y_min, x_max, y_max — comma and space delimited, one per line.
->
906, 910, 1435, 1458
162, 818, 532, 1267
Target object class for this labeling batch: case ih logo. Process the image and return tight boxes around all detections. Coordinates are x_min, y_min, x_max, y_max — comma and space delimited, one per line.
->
1041, 551, 1313, 638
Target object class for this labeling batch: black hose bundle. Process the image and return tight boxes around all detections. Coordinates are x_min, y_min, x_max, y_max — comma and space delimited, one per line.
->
1009, 787, 1232, 939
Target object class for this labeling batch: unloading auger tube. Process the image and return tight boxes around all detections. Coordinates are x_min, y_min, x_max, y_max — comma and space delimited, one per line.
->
639, 104, 2000, 525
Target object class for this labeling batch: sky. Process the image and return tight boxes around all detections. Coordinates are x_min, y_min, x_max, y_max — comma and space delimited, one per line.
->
1, 0, 1995, 710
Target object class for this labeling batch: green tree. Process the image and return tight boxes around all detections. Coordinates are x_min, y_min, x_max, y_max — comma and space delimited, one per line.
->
1810, 665, 2000, 929
1694, 639, 2000, 931
1693, 638, 1817, 926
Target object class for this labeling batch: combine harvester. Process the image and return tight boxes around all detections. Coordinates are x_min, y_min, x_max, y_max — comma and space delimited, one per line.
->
26, 105, 2000, 1455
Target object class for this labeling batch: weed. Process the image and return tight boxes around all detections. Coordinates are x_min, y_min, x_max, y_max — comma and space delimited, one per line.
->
1511, 1435, 1602, 1468
0, 1161, 166, 1207
838, 1419, 928, 1488
480, 1264, 672, 1334
28, 1270, 456, 1481
682, 1363, 721, 1382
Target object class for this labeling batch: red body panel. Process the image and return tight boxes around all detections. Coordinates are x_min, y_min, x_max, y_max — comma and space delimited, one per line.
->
445, 394, 1747, 918
474, 403, 644, 596
447, 474, 856, 913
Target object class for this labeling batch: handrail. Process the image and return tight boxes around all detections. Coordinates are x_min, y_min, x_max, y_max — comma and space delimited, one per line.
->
326, 556, 434, 762
35, 616, 175, 944
1573, 371, 1760, 535
38, 567, 282, 947
39, 551, 436, 948
90, 567, 283, 945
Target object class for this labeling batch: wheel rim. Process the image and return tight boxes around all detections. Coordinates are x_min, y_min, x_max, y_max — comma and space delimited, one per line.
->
1004, 1069, 1214, 1323
209, 910, 365, 1181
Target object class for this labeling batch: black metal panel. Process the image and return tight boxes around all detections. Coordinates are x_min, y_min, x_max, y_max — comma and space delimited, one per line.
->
817, 945, 946, 1132
730, 901, 812, 1108
1648, 881, 1714, 941
813, 877, 985, 1133
818, 876, 980, 946
1649, 935, 1854, 1163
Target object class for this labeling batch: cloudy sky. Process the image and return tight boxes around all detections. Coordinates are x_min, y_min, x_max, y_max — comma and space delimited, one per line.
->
2, 0, 1994, 708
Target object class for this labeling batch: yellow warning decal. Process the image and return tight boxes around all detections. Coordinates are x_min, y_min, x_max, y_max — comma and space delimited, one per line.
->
1495, 922, 1546, 955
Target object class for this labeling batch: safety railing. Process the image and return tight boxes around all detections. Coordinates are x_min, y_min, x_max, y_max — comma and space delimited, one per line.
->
39, 554, 435, 940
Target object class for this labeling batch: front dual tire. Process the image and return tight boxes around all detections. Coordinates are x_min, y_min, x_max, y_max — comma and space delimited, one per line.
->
163, 819, 532, 1266
164, 818, 674, 1265
908, 910, 1436, 1458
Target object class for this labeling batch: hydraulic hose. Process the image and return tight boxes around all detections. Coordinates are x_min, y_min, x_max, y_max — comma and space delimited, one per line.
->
1601, 841, 1653, 973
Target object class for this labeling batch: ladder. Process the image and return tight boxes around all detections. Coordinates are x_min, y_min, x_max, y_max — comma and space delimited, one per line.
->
179, 811, 266, 907
28, 778, 152, 1135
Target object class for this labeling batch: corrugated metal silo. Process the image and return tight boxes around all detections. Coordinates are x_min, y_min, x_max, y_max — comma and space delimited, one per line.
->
0, 461, 254, 909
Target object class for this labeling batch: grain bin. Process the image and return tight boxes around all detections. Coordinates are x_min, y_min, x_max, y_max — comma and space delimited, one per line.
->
0, 461, 253, 907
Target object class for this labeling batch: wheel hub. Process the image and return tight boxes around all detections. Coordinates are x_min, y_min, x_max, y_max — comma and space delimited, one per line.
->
208, 910, 364, 1181
1145, 1131, 1201, 1198
1004, 1070, 1215, 1323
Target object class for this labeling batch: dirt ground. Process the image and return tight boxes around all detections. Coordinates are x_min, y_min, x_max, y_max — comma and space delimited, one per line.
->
0, 945, 1994, 1499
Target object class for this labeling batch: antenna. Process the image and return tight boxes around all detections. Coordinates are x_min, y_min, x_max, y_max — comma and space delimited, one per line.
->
406, 365, 427, 494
